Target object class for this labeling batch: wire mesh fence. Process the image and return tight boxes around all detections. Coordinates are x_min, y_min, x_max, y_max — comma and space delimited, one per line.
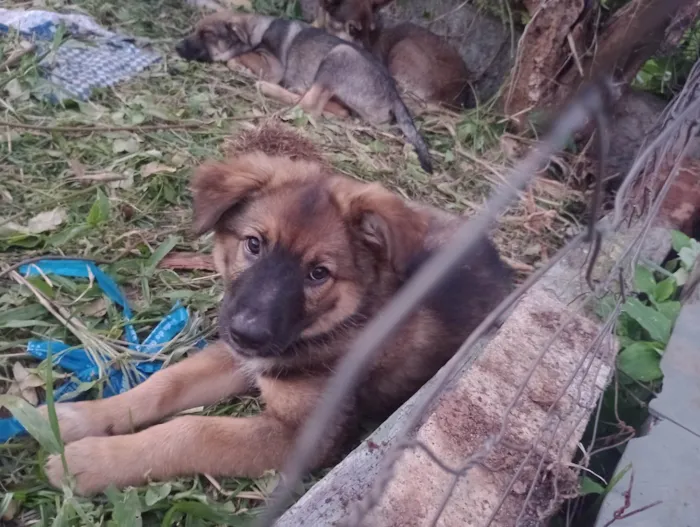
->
253, 9, 700, 527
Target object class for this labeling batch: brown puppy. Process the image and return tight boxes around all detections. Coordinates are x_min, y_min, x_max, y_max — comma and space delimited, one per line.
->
368, 22, 474, 108
314, 0, 394, 47
316, 0, 474, 108
42, 135, 511, 495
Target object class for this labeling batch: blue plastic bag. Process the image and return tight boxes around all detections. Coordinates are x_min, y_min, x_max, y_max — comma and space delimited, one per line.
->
0, 259, 205, 442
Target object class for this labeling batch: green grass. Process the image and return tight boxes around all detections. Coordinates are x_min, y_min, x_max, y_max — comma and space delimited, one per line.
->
0, 0, 588, 524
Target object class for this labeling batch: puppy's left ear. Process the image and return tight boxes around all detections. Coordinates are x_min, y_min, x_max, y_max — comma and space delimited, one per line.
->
226, 22, 250, 46
343, 183, 428, 273
190, 155, 273, 235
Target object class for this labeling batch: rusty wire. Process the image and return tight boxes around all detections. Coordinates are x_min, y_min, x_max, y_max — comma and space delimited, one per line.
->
254, 6, 699, 525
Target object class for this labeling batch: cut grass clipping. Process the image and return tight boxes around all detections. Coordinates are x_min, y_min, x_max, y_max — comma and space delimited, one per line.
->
1, 0, 589, 524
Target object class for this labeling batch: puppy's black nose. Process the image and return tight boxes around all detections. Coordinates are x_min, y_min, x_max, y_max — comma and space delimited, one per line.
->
228, 312, 273, 350
175, 40, 188, 57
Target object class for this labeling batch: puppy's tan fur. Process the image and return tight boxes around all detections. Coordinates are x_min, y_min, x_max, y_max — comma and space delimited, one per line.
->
42, 136, 510, 495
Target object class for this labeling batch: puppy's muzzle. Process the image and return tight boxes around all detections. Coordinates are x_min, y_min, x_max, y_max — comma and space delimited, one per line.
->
220, 248, 306, 358
228, 310, 274, 351
175, 38, 211, 62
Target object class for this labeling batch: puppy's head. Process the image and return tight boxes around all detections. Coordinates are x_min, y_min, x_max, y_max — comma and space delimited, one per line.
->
320, 0, 374, 44
321, 0, 396, 46
191, 153, 427, 362
176, 13, 251, 63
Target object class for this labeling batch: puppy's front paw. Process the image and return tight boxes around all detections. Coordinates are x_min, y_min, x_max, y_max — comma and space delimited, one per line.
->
45, 436, 133, 496
39, 401, 111, 443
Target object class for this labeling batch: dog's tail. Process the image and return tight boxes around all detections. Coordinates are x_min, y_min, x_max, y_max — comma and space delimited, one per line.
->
392, 97, 433, 174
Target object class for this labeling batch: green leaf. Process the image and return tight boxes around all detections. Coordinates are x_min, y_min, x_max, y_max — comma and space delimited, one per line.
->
595, 295, 617, 320
674, 265, 689, 286
634, 265, 656, 295
0, 395, 61, 453
607, 463, 632, 494
51, 499, 74, 527
671, 230, 692, 252
26, 276, 56, 299
0, 319, 56, 328
0, 304, 48, 327
87, 189, 110, 227
622, 297, 672, 344
112, 137, 140, 154
580, 476, 605, 496
145, 236, 180, 276
653, 277, 677, 303
107, 487, 143, 527
679, 246, 699, 270
55, 379, 98, 401
656, 301, 681, 323
145, 483, 172, 506
47, 225, 90, 248
1, 233, 43, 248
617, 342, 664, 382
616, 312, 643, 341
161, 501, 246, 527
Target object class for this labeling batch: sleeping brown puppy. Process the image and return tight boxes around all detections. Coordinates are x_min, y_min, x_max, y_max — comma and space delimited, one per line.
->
41, 128, 511, 495
316, 0, 474, 108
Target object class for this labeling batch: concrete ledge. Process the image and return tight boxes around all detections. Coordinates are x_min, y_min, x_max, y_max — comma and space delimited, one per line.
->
278, 287, 614, 526
594, 418, 700, 527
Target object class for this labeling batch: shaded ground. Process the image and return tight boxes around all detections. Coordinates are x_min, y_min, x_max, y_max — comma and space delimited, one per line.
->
0, 0, 588, 524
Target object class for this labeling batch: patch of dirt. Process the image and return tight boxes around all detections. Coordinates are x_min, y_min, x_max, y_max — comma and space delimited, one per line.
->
434, 391, 499, 454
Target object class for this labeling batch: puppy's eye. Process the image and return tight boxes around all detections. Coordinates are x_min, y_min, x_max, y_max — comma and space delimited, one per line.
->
308, 266, 330, 282
245, 236, 262, 255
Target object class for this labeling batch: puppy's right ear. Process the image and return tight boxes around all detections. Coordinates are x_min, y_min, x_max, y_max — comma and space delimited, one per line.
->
370, 0, 394, 10
340, 182, 428, 274
226, 22, 250, 46
190, 157, 271, 235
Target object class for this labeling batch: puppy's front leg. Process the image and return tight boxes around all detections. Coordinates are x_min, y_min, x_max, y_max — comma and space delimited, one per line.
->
227, 51, 284, 84
256, 81, 350, 119
45, 414, 305, 496
42, 341, 251, 443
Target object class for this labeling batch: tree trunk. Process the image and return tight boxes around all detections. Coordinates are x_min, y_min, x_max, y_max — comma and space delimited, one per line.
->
505, 0, 700, 130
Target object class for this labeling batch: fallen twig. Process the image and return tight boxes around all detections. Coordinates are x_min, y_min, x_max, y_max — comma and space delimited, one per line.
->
0, 44, 37, 70
158, 252, 216, 272
0, 115, 261, 134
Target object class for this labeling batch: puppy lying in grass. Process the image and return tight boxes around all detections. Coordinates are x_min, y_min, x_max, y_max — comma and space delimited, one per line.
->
41, 125, 512, 495
316, 0, 475, 108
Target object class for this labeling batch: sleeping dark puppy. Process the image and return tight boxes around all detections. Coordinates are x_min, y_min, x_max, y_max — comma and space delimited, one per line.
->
315, 0, 475, 108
